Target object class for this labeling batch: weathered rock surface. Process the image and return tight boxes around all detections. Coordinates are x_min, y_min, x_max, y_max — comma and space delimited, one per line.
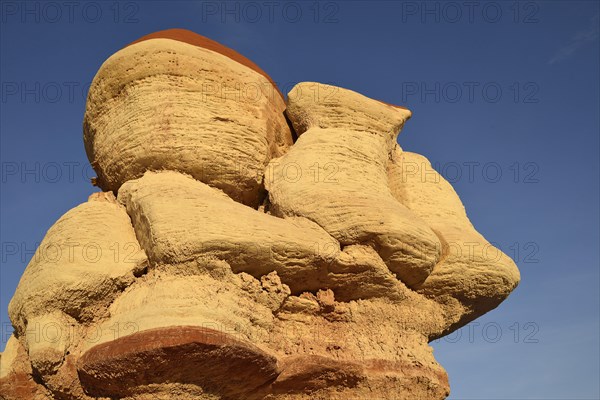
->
8, 193, 147, 336
266, 83, 442, 288
83, 29, 293, 208
1, 29, 519, 400
116, 170, 411, 302
388, 149, 520, 333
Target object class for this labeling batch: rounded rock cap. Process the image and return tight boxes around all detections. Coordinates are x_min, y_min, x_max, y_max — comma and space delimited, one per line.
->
125, 28, 283, 99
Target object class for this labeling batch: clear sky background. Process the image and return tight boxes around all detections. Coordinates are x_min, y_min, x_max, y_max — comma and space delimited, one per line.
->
1, 1, 598, 398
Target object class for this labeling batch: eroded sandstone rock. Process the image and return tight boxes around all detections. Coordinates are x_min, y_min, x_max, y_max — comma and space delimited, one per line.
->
266, 82, 442, 288
83, 29, 293, 208
1, 29, 519, 400
388, 149, 520, 334
8, 196, 148, 335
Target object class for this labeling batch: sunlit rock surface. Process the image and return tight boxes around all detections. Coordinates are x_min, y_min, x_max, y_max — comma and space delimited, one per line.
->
0, 29, 519, 400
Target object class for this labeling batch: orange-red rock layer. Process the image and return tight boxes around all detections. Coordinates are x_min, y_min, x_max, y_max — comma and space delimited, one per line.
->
126, 28, 284, 99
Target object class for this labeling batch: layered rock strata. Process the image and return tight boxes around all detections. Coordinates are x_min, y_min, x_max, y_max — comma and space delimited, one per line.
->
0, 29, 519, 400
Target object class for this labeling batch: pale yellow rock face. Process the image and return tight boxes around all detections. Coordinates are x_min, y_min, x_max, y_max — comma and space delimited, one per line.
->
388, 149, 520, 332
2, 30, 519, 400
117, 171, 338, 294
83, 38, 293, 208
24, 312, 74, 376
0, 335, 19, 379
116, 170, 413, 302
8, 195, 147, 335
266, 83, 441, 288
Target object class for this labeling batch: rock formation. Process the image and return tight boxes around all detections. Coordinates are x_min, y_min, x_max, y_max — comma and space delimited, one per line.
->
0, 29, 520, 399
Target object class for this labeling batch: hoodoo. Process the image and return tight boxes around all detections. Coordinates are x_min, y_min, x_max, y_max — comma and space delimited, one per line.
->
0, 29, 519, 400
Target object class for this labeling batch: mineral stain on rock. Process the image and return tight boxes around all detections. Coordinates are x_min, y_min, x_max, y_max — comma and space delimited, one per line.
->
0, 29, 519, 399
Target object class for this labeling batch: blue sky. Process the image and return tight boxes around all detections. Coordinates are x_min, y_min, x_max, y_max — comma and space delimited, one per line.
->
1, 1, 598, 398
